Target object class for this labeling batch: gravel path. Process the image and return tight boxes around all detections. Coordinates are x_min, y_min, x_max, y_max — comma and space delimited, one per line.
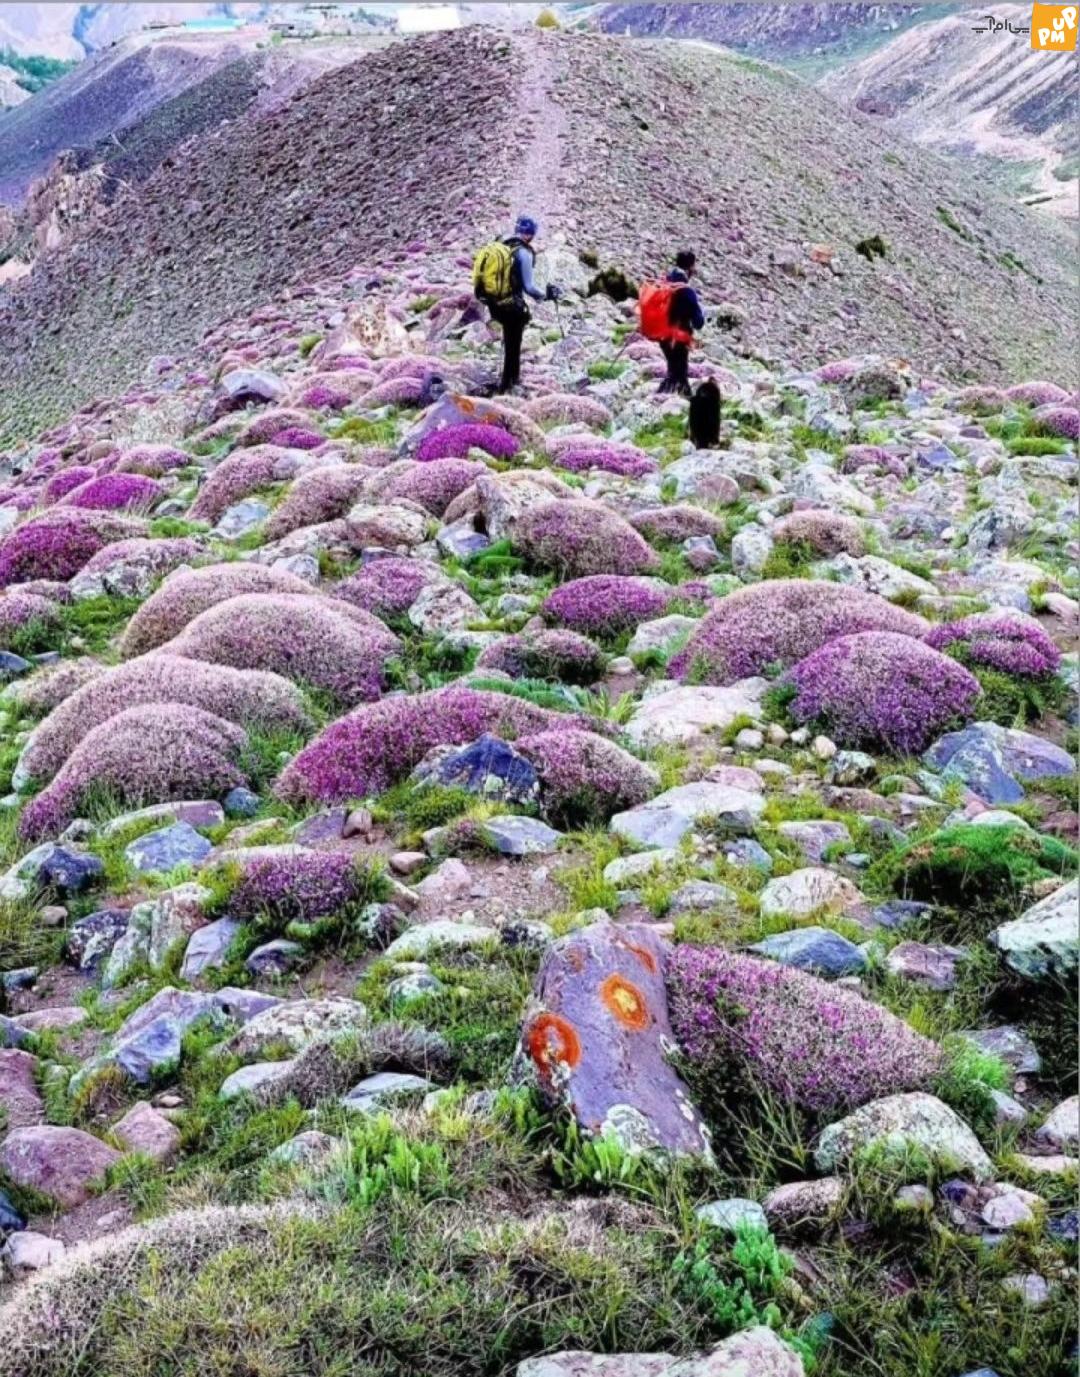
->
512, 31, 570, 241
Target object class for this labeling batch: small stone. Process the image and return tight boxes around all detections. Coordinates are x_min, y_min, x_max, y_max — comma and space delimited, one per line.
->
719, 838, 773, 872
343, 806, 374, 840
980, 1188, 1037, 1231
669, 881, 739, 914
125, 821, 213, 875
751, 925, 866, 977
113, 1101, 181, 1163
245, 939, 304, 978
884, 941, 966, 992
0, 1125, 121, 1208
390, 851, 427, 876
988, 1089, 1029, 1128
763, 1177, 845, 1235
1013, 1153, 1078, 1176
814, 1093, 993, 1181
695, 1197, 767, 1233
1001, 1273, 1050, 1307
1037, 1095, 1079, 1152
38, 904, 67, 927
180, 918, 241, 981
268, 1130, 341, 1169
758, 867, 863, 920
812, 735, 837, 761
387, 970, 444, 1003
220, 1060, 297, 1101
958, 1025, 1041, 1076
339, 1071, 434, 1113
734, 728, 764, 750
1, 1230, 65, 1272
825, 751, 876, 786
224, 787, 261, 818
894, 1184, 934, 1214
383, 920, 495, 962
483, 815, 563, 856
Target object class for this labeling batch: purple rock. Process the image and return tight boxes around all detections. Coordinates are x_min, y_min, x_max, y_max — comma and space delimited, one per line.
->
519, 921, 711, 1160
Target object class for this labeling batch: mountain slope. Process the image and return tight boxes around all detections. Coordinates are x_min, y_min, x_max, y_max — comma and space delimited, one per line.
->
820, 3, 1079, 216
1, 27, 1075, 444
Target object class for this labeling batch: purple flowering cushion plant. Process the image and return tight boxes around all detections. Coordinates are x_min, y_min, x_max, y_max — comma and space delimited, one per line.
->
415, 423, 520, 463
20, 703, 248, 842
541, 575, 671, 638
18, 653, 311, 786
42, 467, 97, 506
517, 730, 657, 825
59, 473, 164, 512
275, 685, 594, 805
786, 631, 980, 755
382, 459, 488, 516
162, 593, 400, 707
121, 563, 319, 656
0, 510, 142, 588
189, 446, 310, 524
925, 612, 1062, 678
630, 506, 726, 544
771, 510, 866, 556
476, 629, 606, 684
215, 851, 364, 929
514, 500, 660, 579
668, 945, 942, 1115
669, 580, 928, 685
332, 558, 432, 619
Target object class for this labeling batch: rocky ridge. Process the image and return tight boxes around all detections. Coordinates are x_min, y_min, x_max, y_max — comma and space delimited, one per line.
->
0, 21, 1074, 1377
1, 26, 1076, 447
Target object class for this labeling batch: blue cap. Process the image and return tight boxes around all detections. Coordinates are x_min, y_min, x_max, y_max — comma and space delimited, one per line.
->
515, 215, 538, 237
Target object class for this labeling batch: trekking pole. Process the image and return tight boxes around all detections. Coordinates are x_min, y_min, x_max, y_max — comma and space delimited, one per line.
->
554, 297, 566, 341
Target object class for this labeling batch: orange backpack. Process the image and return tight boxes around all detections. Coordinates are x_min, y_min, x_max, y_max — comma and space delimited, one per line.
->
637, 279, 693, 345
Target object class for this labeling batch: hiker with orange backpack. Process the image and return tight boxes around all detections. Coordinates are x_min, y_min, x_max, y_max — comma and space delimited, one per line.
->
473, 215, 562, 395
639, 250, 705, 397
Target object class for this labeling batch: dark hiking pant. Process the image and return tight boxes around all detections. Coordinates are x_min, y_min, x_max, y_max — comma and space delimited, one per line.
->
490, 299, 530, 391
658, 339, 691, 396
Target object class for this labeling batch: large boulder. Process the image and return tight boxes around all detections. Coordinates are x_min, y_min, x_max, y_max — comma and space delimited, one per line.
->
0, 1126, 122, 1209
991, 879, 1078, 981
814, 1092, 993, 1180
514, 1328, 804, 1376
611, 782, 764, 849
518, 921, 712, 1161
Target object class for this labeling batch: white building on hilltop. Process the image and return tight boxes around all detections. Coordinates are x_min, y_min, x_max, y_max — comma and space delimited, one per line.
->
396, 5, 461, 34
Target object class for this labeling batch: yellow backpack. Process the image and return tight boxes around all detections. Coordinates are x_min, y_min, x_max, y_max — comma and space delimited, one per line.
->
472, 240, 515, 303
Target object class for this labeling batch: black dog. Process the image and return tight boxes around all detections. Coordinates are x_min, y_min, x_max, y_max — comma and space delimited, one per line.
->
688, 377, 721, 450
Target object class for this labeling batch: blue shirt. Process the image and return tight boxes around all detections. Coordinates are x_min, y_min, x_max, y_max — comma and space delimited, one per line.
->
666, 268, 705, 332
514, 244, 544, 302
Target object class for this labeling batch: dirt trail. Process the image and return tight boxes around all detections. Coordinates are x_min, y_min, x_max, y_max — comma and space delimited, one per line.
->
512, 31, 570, 242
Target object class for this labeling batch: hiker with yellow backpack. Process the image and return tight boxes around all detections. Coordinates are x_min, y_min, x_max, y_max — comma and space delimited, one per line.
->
638, 250, 705, 397
473, 215, 563, 395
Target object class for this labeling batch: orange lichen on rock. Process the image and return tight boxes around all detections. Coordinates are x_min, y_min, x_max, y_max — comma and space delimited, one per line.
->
527, 1012, 582, 1072
600, 974, 650, 1030
621, 940, 658, 975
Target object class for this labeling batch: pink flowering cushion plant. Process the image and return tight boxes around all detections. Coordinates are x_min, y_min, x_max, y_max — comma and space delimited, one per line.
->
551, 442, 657, 480
58, 473, 164, 512
838, 445, 908, 481
42, 467, 97, 506
1031, 406, 1079, 441
630, 506, 726, 544
17, 653, 311, 786
770, 510, 866, 557
415, 423, 519, 463
0, 591, 61, 648
212, 850, 365, 930
541, 575, 672, 638
785, 631, 980, 755
514, 500, 660, 579
0, 510, 142, 588
332, 558, 432, 620
381, 459, 488, 516
476, 629, 605, 684
521, 393, 613, 428
189, 446, 312, 524
517, 730, 657, 826
925, 612, 1062, 678
161, 593, 400, 707
236, 409, 311, 448
20, 703, 248, 842
263, 464, 371, 542
1005, 381, 1071, 407
669, 580, 928, 685
667, 945, 942, 1115
265, 426, 325, 451
121, 563, 319, 657
112, 445, 193, 476
275, 685, 596, 805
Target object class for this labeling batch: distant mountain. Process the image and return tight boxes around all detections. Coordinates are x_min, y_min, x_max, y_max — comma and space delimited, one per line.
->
820, 3, 1078, 216
2, 27, 1074, 442
593, 3, 930, 67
